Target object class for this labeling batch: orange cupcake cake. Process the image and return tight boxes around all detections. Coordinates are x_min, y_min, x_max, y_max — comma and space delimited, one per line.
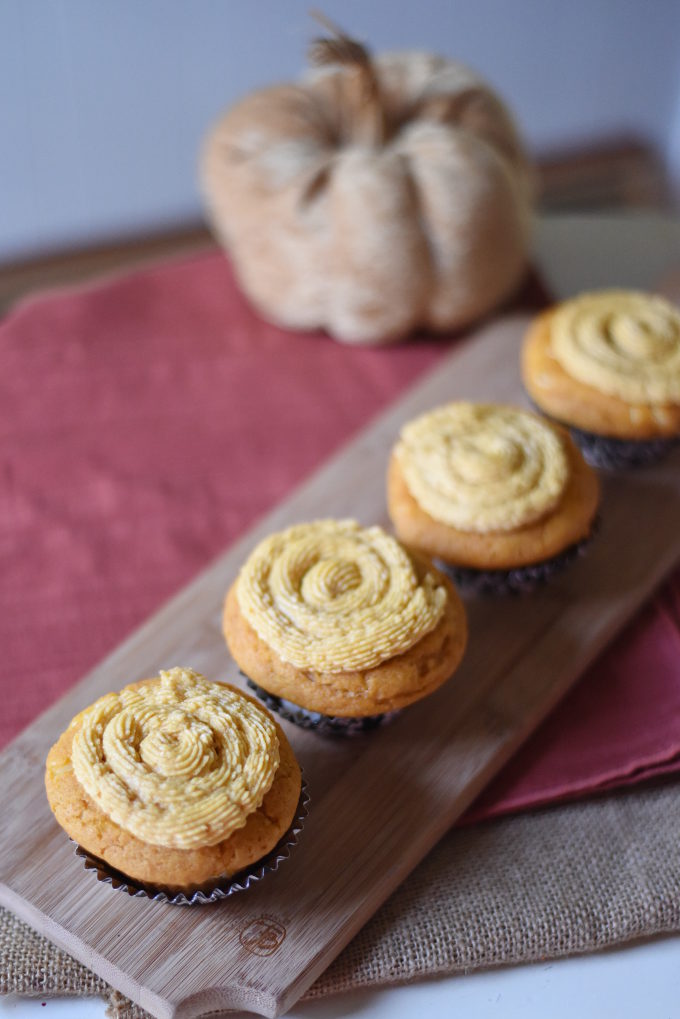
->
223, 519, 467, 734
522, 289, 680, 467
46, 667, 304, 901
387, 401, 600, 594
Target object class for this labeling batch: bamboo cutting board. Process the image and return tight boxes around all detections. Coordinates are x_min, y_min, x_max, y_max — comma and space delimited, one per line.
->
1, 312, 680, 1019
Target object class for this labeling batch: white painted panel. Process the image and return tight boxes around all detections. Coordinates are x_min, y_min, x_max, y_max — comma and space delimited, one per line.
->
1, 0, 680, 259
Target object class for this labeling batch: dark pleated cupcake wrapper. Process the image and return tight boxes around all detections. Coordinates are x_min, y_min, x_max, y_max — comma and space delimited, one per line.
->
73, 779, 309, 906
435, 517, 600, 597
565, 425, 679, 471
526, 395, 680, 470
244, 677, 401, 736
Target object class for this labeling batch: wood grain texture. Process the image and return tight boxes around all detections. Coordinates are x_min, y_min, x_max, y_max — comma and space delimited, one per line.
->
1, 311, 680, 1019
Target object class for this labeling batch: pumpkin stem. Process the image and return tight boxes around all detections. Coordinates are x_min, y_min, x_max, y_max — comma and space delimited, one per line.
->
309, 10, 386, 147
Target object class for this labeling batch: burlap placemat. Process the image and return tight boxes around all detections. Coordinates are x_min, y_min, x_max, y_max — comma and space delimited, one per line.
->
2, 779, 678, 1018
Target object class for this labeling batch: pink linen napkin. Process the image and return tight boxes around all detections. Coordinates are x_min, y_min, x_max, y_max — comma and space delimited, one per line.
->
1, 250, 678, 821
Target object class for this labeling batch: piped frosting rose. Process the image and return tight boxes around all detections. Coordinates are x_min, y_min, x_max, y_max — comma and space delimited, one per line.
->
236, 520, 446, 672
71, 667, 279, 849
550, 290, 680, 404
395, 402, 568, 532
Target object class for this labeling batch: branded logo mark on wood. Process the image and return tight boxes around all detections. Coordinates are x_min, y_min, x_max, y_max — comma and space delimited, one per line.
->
239, 917, 287, 956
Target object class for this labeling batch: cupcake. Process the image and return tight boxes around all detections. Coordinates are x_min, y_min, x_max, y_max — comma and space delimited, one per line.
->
522, 289, 680, 468
45, 667, 304, 903
223, 519, 467, 733
387, 402, 600, 595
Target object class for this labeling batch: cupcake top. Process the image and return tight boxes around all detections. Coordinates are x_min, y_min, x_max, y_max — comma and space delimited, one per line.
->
394, 402, 569, 533
68, 667, 280, 849
235, 519, 447, 673
550, 290, 680, 405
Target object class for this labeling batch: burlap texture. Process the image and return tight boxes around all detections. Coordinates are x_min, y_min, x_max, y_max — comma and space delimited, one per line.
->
2, 780, 679, 1018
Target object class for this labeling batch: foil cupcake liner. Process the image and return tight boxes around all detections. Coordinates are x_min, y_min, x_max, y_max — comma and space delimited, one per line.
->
436, 518, 600, 597
244, 677, 400, 736
74, 779, 309, 906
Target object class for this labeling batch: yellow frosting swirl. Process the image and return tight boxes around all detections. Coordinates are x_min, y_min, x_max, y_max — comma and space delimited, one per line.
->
551, 290, 680, 404
71, 667, 279, 849
395, 403, 568, 533
236, 519, 446, 672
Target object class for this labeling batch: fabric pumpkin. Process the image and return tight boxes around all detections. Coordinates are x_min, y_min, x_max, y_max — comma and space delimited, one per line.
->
200, 22, 533, 345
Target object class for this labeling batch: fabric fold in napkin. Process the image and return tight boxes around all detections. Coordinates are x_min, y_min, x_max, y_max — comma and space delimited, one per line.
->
464, 574, 680, 821
1, 251, 679, 822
